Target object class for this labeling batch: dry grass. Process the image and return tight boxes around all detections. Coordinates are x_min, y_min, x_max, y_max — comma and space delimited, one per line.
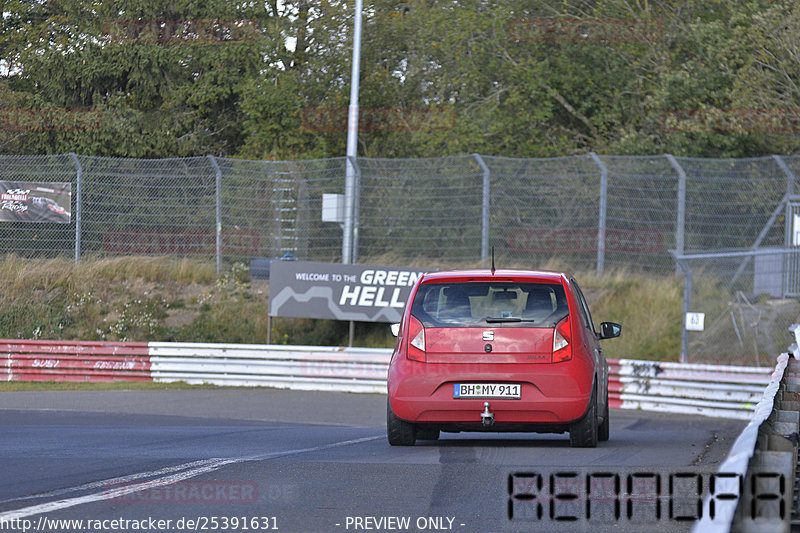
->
577, 269, 683, 361
0, 254, 215, 292
74, 255, 217, 284
0, 255, 686, 361
0, 255, 261, 343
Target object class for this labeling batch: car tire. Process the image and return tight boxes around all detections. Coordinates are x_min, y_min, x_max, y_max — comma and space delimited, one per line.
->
387, 400, 416, 446
598, 387, 610, 442
416, 426, 440, 441
570, 387, 598, 448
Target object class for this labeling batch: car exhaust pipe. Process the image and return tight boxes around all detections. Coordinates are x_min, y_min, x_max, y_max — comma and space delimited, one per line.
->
481, 401, 495, 427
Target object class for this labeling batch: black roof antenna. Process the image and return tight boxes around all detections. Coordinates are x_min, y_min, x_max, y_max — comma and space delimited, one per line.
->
491, 246, 495, 275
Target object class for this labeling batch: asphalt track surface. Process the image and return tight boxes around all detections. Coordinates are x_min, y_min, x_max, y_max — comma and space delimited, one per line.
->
0, 389, 747, 533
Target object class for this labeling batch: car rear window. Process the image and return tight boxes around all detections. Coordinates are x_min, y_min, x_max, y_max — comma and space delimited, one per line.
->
410, 282, 568, 327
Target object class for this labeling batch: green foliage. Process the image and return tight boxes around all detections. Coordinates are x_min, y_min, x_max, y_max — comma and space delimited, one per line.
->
0, 290, 73, 340
270, 318, 349, 347
4, 0, 800, 158
2, 0, 275, 156
174, 296, 270, 343
105, 297, 168, 341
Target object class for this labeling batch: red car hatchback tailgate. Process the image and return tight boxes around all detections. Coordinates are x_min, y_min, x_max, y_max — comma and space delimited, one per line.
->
424, 327, 553, 364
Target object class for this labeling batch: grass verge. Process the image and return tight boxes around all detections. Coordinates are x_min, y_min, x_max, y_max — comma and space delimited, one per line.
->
0, 255, 684, 361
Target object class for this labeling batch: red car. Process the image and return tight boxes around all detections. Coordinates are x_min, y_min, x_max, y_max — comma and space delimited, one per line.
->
387, 269, 621, 447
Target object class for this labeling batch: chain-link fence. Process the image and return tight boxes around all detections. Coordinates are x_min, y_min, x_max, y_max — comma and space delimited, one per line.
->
674, 248, 800, 367
2, 152, 800, 364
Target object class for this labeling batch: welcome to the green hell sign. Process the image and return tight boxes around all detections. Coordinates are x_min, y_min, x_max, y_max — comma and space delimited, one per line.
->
269, 261, 429, 322
336, 269, 423, 308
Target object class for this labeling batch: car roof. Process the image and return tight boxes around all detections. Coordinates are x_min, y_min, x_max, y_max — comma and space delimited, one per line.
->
418, 269, 570, 285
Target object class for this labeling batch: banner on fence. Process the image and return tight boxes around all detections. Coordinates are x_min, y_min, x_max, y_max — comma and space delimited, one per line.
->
0, 181, 71, 223
268, 260, 429, 322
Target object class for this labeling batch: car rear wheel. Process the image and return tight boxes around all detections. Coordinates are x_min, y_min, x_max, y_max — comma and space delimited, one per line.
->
598, 387, 610, 442
387, 400, 416, 446
570, 388, 598, 448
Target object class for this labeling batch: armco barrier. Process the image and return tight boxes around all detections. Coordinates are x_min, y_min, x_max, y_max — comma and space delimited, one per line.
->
149, 343, 392, 394
609, 359, 772, 420
692, 324, 800, 533
0, 339, 151, 382
0, 339, 778, 420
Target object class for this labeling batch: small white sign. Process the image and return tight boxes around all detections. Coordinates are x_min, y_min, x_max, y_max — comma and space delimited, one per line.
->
794, 214, 800, 246
321, 193, 344, 223
685, 312, 705, 331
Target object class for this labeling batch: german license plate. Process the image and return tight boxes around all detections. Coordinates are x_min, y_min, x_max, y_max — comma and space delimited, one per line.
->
453, 383, 521, 399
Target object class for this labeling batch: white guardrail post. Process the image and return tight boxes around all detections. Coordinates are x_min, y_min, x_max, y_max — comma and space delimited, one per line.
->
692, 324, 800, 533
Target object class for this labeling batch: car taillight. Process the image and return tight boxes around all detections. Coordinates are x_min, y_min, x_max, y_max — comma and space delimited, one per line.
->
553, 316, 572, 362
407, 315, 426, 362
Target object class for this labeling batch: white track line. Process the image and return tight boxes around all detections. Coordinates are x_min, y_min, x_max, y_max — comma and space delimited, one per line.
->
0, 458, 222, 505
0, 435, 381, 521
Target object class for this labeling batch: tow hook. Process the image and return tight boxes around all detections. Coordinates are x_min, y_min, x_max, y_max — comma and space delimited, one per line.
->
481, 401, 495, 427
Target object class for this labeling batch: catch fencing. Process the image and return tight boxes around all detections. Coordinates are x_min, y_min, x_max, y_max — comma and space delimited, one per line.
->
3, 152, 800, 365
2, 153, 799, 271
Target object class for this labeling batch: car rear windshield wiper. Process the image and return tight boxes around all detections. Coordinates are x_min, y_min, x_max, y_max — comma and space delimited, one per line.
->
484, 317, 535, 323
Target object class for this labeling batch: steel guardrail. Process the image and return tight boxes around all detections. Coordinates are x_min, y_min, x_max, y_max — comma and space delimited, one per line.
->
0, 339, 777, 421
0, 339, 151, 382
692, 324, 800, 533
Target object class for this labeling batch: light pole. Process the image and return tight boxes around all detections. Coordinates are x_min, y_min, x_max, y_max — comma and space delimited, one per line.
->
342, 0, 362, 265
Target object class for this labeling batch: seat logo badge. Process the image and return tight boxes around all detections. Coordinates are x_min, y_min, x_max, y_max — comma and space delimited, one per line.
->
483, 331, 494, 341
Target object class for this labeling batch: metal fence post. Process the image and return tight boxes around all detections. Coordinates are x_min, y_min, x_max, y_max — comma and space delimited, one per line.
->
664, 154, 686, 270
69, 152, 82, 266
473, 153, 490, 267
682, 266, 692, 364
672, 254, 692, 364
207, 155, 222, 275
343, 157, 357, 265
665, 155, 686, 266
347, 156, 361, 264
589, 152, 607, 274
775, 155, 797, 297
775, 154, 796, 198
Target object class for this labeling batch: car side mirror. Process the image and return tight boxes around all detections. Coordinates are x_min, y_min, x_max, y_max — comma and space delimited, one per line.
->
390, 323, 400, 337
599, 322, 621, 340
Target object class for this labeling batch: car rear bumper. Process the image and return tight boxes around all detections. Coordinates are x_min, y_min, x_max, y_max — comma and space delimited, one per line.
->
388, 361, 594, 425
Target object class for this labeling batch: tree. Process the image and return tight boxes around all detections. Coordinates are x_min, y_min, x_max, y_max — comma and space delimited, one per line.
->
2, 0, 276, 156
